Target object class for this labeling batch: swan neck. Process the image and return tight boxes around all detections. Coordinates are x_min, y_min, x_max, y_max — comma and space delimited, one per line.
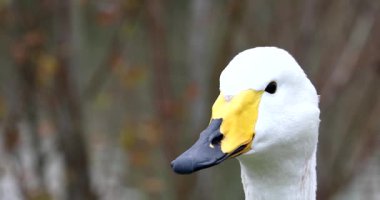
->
238, 151, 317, 200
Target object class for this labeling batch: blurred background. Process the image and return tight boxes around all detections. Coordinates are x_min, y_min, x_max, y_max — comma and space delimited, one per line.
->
0, 0, 379, 199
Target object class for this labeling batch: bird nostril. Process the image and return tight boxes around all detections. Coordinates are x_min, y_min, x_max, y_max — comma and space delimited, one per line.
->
211, 134, 224, 146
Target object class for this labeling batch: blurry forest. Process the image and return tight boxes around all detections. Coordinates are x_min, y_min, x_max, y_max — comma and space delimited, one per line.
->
0, 0, 379, 200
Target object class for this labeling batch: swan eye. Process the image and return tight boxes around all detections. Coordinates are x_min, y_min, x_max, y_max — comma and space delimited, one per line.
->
265, 81, 277, 94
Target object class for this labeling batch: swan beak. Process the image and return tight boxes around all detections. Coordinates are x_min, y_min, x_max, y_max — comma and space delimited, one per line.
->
171, 90, 263, 174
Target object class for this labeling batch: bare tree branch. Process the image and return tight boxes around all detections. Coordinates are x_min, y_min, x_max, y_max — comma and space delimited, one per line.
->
320, 8, 377, 108
51, 1, 96, 199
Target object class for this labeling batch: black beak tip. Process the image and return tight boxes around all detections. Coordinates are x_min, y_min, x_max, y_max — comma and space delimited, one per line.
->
171, 158, 194, 175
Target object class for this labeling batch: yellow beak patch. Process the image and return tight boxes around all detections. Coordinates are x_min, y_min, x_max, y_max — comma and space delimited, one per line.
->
211, 90, 263, 154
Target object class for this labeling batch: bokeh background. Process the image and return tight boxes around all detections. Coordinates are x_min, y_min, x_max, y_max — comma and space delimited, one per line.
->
0, 0, 379, 199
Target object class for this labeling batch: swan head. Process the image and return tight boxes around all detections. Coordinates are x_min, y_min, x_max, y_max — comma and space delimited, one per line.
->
171, 47, 320, 174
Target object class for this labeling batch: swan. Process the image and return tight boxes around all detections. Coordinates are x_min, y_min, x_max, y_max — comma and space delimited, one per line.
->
171, 47, 320, 200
